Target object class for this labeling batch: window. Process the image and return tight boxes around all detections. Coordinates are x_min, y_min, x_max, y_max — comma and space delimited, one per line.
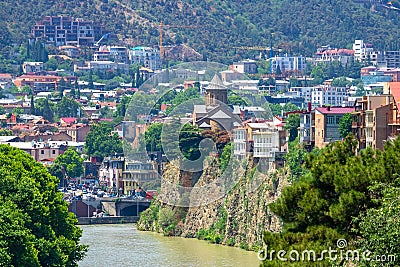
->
41, 150, 44, 155
52, 150, 56, 154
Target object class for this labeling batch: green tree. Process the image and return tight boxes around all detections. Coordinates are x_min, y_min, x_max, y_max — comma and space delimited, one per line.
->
42, 97, 55, 122
262, 136, 400, 266
0, 129, 13, 136
145, 123, 163, 152
310, 65, 325, 85
54, 147, 84, 179
285, 138, 311, 181
0, 106, 5, 115
228, 94, 248, 106
331, 76, 349, 87
0, 145, 86, 266
338, 113, 353, 138
285, 113, 300, 142
219, 142, 232, 172
30, 95, 35, 116
45, 57, 58, 71
357, 179, 400, 267
47, 162, 65, 186
11, 107, 23, 115
85, 122, 123, 160
56, 96, 81, 118
88, 70, 94, 89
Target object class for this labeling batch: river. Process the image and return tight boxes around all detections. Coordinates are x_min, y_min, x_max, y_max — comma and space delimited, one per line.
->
79, 224, 261, 267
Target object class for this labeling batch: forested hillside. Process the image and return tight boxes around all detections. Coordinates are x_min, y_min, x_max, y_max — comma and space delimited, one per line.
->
1, 0, 399, 62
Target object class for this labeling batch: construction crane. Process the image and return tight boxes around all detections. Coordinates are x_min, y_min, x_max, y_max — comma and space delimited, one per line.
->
158, 21, 197, 60
94, 32, 112, 47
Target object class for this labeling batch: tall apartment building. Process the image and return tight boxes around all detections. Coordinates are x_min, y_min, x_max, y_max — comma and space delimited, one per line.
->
129, 46, 162, 71
311, 86, 348, 107
32, 16, 106, 46
382, 51, 400, 68
353, 40, 374, 61
270, 55, 307, 75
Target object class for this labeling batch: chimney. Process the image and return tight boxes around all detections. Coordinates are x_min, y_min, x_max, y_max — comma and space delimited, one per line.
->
307, 102, 311, 112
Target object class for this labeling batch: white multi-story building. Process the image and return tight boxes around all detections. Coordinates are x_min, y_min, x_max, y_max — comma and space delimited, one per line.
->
311, 86, 348, 107
233, 128, 247, 160
270, 55, 307, 75
232, 119, 287, 169
288, 87, 313, 103
314, 48, 354, 65
109, 46, 129, 63
353, 40, 374, 61
129, 46, 162, 71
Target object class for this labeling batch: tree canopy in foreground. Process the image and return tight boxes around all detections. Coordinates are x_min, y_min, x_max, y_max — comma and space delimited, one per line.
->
0, 145, 87, 266
263, 136, 400, 266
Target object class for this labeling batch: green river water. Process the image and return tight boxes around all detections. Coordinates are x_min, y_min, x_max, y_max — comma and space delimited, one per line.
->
78, 224, 261, 267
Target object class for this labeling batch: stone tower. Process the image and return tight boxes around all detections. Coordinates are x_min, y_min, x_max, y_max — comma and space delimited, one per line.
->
205, 74, 228, 106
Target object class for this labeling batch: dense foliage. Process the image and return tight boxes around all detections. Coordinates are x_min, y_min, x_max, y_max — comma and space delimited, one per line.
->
1, 0, 399, 62
263, 136, 400, 266
84, 122, 123, 159
0, 145, 86, 266
54, 147, 84, 179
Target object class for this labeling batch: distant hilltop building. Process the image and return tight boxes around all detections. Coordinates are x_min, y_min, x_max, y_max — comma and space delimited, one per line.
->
314, 46, 354, 66
129, 46, 162, 71
31, 16, 107, 47
270, 55, 307, 76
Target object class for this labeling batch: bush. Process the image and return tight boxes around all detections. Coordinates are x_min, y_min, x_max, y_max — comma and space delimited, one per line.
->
226, 237, 236, 246
240, 241, 249, 250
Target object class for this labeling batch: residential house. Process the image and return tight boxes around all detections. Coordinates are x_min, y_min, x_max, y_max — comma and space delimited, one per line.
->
314, 47, 354, 65
122, 160, 158, 195
4, 140, 83, 165
108, 46, 129, 64
314, 106, 355, 148
220, 70, 245, 83
352, 94, 397, 151
65, 123, 90, 142
311, 86, 348, 107
232, 117, 287, 169
232, 59, 258, 74
98, 156, 125, 192
59, 46, 80, 58
22, 62, 44, 74
14, 74, 75, 93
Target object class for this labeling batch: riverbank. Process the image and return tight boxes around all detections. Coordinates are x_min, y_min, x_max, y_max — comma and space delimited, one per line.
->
137, 159, 288, 252
79, 224, 260, 267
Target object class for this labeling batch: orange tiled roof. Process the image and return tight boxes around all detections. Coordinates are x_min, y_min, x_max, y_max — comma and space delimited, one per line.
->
389, 82, 400, 107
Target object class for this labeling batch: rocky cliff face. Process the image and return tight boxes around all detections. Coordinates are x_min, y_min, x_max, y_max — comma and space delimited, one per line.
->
137, 156, 290, 249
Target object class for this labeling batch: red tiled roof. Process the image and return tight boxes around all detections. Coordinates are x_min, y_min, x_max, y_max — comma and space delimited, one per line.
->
315, 107, 355, 114
60, 117, 77, 124
389, 82, 400, 106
